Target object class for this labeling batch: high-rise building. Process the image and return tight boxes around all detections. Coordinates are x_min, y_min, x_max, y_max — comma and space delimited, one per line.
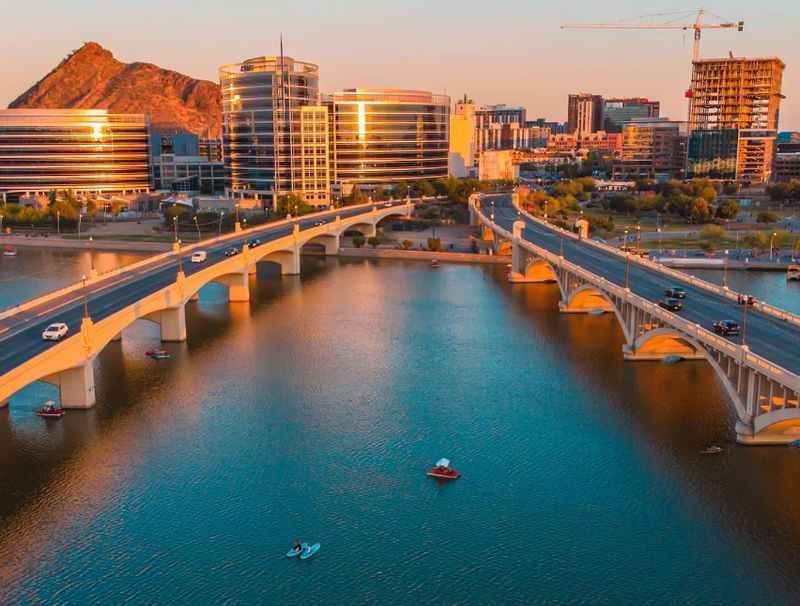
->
687, 57, 785, 183
449, 96, 476, 177
330, 89, 450, 188
612, 118, 686, 180
220, 55, 330, 207
602, 98, 660, 133
567, 94, 603, 135
0, 109, 150, 200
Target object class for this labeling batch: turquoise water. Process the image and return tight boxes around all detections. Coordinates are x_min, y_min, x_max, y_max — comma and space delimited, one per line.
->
1, 251, 799, 604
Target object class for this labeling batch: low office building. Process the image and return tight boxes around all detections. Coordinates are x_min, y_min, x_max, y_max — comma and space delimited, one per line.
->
331, 88, 449, 188
478, 150, 518, 181
151, 131, 224, 193
773, 153, 800, 182
613, 118, 686, 180
0, 109, 150, 201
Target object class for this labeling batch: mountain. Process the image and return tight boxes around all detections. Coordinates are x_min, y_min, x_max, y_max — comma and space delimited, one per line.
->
9, 42, 221, 138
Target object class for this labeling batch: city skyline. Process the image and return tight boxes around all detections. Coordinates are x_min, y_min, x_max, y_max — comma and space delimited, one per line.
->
1, 0, 798, 128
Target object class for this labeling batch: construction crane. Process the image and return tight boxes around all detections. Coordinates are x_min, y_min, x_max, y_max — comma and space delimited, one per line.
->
561, 8, 744, 62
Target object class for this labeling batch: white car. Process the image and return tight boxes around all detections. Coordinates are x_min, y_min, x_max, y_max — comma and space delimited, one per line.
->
42, 323, 69, 341
190, 251, 207, 263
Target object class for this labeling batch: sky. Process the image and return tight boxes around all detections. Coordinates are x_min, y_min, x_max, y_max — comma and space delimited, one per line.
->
0, 0, 797, 129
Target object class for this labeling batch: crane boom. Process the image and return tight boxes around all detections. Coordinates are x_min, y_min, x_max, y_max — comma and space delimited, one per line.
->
561, 8, 744, 61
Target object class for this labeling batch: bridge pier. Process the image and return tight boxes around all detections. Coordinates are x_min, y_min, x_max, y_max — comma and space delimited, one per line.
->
159, 306, 187, 342
0, 398, 8, 409
222, 271, 250, 302
56, 362, 96, 409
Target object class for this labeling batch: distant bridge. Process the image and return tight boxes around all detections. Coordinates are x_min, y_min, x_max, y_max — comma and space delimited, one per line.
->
471, 192, 800, 445
0, 200, 415, 409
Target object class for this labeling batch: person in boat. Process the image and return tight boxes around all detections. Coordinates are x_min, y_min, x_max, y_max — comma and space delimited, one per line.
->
293, 539, 302, 553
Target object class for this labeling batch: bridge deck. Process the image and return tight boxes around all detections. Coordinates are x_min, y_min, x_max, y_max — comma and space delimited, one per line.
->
0, 202, 405, 378
489, 195, 800, 376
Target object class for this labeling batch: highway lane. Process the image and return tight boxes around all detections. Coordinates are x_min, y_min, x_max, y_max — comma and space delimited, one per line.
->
487, 196, 800, 375
0, 201, 406, 377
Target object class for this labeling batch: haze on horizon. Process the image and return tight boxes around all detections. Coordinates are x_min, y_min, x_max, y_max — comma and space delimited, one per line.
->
1, 0, 797, 129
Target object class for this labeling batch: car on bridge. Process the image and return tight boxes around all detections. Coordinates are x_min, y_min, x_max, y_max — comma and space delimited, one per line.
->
713, 320, 740, 337
224, 247, 240, 257
248, 238, 262, 249
665, 286, 687, 299
190, 251, 207, 263
41, 323, 68, 341
659, 298, 683, 312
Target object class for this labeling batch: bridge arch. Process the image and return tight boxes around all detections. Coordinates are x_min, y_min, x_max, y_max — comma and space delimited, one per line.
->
523, 258, 558, 282
560, 284, 630, 342
629, 327, 706, 360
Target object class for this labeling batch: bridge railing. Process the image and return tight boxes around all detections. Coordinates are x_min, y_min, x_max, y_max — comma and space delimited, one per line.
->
507, 194, 800, 330
0, 198, 418, 324
474, 198, 800, 393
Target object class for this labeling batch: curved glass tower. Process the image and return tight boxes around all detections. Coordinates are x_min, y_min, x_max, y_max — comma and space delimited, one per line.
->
331, 89, 450, 187
220, 56, 329, 207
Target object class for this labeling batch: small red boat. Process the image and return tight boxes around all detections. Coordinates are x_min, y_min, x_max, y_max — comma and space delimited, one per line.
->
36, 400, 64, 419
426, 458, 461, 480
430, 259, 440, 268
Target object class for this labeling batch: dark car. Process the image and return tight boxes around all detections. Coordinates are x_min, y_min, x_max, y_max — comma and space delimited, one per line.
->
659, 298, 683, 312
224, 247, 240, 257
665, 286, 687, 299
713, 320, 740, 337
248, 238, 262, 249
312, 220, 324, 227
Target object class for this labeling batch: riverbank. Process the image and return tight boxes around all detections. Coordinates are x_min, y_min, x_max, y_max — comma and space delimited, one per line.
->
335, 246, 509, 264
0, 235, 169, 253
658, 257, 794, 271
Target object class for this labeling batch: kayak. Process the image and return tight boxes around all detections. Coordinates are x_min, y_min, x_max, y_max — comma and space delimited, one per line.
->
300, 543, 321, 560
286, 543, 307, 558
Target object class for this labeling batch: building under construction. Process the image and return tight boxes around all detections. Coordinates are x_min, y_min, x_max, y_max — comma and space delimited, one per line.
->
687, 56, 785, 183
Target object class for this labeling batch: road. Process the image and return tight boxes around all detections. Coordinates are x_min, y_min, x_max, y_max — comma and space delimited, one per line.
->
488, 195, 800, 375
0, 202, 404, 377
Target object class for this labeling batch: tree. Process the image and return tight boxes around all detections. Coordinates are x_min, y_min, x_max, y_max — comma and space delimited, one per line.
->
757, 211, 778, 224
352, 235, 365, 248
699, 225, 726, 250
715, 199, 739, 220
367, 236, 380, 248
427, 237, 442, 252
690, 197, 711, 223
347, 187, 368, 206
400, 240, 413, 250
392, 181, 409, 198
277, 193, 312, 216
416, 180, 435, 198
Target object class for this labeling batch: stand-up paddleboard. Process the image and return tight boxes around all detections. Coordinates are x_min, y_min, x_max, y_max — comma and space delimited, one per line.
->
286, 543, 308, 558
300, 543, 321, 560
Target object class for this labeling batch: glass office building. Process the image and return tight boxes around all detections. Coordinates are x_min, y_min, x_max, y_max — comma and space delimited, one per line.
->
0, 109, 150, 199
331, 89, 449, 188
220, 56, 329, 207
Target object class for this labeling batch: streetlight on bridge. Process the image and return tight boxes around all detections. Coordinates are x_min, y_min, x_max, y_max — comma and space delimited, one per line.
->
723, 249, 729, 289
173, 215, 179, 242
218, 211, 225, 237
81, 274, 89, 318
194, 216, 201, 242
770, 232, 777, 262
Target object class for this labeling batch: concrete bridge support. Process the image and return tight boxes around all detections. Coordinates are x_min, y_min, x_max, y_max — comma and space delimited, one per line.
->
306, 234, 340, 255
111, 331, 122, 342
216, 271, 250, 302
145, 306, 187, 342
46, 362, 96, 409
263, 249, 300, 275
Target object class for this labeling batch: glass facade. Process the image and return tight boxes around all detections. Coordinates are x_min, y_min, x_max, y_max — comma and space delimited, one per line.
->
220, 56, 329, 206
0, 109, 150, 198
686, 129, 739, 180
331, 89, 449, 186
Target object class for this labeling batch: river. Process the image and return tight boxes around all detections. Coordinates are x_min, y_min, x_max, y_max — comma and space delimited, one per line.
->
1, 248, 799, 604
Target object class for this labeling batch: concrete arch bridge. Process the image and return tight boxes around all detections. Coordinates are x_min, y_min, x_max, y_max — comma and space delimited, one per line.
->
0, 200, 414, 410
471, 193, 800, 445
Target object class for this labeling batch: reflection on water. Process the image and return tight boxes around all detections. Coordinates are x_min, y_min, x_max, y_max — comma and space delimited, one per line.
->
0, 247, 149, 311
1, 253, 799, 604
